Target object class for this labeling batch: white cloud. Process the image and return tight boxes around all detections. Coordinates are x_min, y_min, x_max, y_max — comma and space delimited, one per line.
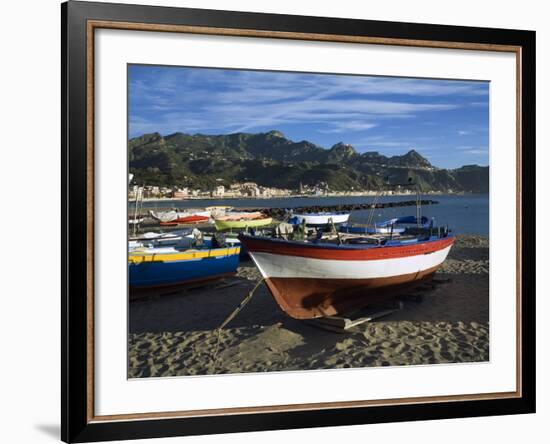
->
456, 145, 488, 155
319, 121, 378, 134
464, 149, 488, 155
129, 67, 487, 137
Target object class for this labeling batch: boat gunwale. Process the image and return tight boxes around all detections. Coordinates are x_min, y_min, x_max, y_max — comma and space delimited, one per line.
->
239, 233, 454, 252
128, 246, 241, 263
291, 211, 350, 216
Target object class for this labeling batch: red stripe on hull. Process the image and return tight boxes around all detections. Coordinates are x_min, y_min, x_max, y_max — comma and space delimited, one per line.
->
264, 264, 440, 319
241, 236, 454, 261
159, 215, 210, 225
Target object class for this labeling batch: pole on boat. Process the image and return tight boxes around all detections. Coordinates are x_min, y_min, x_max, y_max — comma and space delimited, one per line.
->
416, 184, 422, 228
132, 184, 140, 237
367, 191, 380, 227
329, 217, 342, 244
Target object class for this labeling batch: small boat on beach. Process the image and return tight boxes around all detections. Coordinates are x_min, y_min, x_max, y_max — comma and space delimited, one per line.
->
213, 210, 272, 231
288, 211, 350, 227
159, 214, 210, 226
239, 227, 454, 319
149, 209, 211, 225
129, 238, 240, 290
129, 229, 193, 249
129, 229, 242, 251
339, 216, 431, 235
214, 216, 273, 231
205, 205, 234, 217
214, 211, 264, 221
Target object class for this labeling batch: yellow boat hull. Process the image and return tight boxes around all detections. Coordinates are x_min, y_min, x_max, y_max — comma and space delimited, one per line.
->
214, 217, 272, 230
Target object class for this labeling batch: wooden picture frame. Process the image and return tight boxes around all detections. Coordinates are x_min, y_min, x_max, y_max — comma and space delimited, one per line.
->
62, 1, 535, 442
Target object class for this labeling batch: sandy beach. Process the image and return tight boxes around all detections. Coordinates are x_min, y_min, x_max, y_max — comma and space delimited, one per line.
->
128, 234, 489, 378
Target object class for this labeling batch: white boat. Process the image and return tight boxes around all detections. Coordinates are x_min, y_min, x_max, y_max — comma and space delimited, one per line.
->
149, 209, 211, 224
288, 212, 350, 226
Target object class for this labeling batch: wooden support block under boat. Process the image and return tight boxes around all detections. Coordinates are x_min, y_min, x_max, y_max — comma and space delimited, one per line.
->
306, 308, 397, 333
304, 277, 452, 332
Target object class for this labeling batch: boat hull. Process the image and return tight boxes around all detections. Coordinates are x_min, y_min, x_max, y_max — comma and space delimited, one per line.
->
265, 265, 439, 319
290, 213, 349, 226
129, 246, 240, 290
159, 215, 210, 226
214, 217, 272, 230
240, 236, 454, 319
151, 210, 211, 224
215, 211, 263, 221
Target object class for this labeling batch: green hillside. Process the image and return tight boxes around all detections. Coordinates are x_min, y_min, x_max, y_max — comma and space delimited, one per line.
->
128, 130, 488, 193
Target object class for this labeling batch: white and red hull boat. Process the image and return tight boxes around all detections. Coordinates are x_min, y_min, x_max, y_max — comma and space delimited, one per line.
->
149, 210, 211, 225
159, 214, 210, 226
239, 234, 454, 319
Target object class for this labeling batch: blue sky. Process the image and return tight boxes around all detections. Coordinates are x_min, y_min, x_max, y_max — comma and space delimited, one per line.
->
128, 65, 489, 169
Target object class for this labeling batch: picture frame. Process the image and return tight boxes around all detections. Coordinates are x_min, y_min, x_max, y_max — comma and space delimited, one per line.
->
61, 1, 536, 442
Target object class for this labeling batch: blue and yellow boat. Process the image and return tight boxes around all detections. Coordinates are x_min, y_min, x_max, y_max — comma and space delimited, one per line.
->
129, 242, 240, 290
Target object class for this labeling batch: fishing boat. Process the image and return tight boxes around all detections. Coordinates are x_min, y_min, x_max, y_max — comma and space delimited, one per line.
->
214, 216, 272, 231
129, 240, 240, 290
339, 216, 431, 235
159, 214, 210, 226
149, 209, 211, 225
214, 211, 264, 221
130, 229, 242, 251
239, 228, 454, 319
288, 211, 350, 227
129, 229, 193, 249
205, 205, 233, 218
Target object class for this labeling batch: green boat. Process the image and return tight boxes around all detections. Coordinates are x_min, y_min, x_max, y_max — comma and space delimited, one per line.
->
214, 217, 273, 231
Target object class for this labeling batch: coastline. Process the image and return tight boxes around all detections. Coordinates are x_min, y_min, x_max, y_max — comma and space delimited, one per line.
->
128, 234, 489, 377
132, 191, 482, 203
129, 194, 489, 235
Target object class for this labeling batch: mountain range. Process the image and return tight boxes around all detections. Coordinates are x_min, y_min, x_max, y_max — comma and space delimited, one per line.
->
128, 130, 489, 193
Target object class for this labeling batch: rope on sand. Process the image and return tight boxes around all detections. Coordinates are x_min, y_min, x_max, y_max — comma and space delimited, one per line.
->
212, 278, 265, 363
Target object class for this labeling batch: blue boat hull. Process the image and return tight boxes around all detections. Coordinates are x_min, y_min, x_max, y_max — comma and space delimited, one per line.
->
129, 254, 240, 289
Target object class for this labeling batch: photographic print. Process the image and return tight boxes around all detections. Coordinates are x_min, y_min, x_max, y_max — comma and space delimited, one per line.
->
127, 65, 490, 378
62, 4, 535, 440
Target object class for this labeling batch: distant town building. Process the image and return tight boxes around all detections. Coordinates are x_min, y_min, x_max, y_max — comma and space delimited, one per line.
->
212, 185, 225, 197
172, 187, 189, 198
129, 181, 292, 200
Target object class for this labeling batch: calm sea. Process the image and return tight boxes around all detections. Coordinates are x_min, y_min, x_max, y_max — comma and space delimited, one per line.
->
134, 194, 489, 236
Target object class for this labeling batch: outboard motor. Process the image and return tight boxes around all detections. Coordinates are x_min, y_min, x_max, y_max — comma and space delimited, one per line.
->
314, 228, 324, 243
211, 232, 227, 248
191, 228, 204, 246
274, 222, 294, 239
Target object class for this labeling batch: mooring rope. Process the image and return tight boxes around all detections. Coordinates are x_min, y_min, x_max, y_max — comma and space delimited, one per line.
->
211, 278, 265, 363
